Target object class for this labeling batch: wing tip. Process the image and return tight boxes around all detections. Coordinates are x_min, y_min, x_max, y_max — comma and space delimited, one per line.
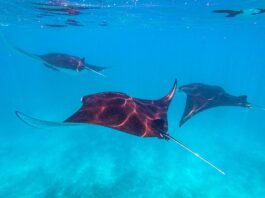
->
179, 117, 186, 128
169, 79, 178, 99
15, 110, 24, 121
15, 110, 37, 128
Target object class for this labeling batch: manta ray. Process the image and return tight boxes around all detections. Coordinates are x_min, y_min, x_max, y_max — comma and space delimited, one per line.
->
179, 83, 252, 127
65, 19, 83, 26
213, 10, 244, 17
16, 80, 225, 175
0, 34, 106, 76
10, 46, 106, 76
32, 1, 100, 16
213, 8, 265, 17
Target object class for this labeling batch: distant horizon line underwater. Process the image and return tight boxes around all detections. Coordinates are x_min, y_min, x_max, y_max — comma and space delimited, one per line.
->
1, 0, 265, 197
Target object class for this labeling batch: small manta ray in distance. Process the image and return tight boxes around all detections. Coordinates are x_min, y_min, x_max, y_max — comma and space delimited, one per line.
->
213, 8, 265, 17
1, 36, 106, 76
213, 10, 244, 17
65, 19, 84, 26
34, 6, 82, 16
13, 47, 106, 76
16, 80, 225, 175
45, 24, 68, 28
32, 1, 100, 16
178, 83, 265, 127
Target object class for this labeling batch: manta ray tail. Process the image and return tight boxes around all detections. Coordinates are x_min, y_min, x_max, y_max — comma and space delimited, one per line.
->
15, 111, 77, 128
84, 64, 107, 77
163, 133, 225, 175
250, 103, 265, 111
237, 96, 265, 110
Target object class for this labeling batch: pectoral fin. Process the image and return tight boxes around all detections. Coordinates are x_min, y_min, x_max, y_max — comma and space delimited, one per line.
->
44, 64, 59, 71
15, 111, 78, 128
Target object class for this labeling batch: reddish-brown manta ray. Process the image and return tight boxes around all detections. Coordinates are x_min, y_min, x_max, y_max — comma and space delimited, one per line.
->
16, 80, 225, 174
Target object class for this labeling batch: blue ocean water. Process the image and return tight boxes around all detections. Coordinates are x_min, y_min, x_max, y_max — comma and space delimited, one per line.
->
0, 0, 265, 197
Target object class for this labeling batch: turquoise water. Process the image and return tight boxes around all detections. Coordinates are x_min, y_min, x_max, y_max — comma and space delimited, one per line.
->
1, 0, 265, 197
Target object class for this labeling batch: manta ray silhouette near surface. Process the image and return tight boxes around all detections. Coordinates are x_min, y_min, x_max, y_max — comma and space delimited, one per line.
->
213, 8, 265, 17
32, 1, 100, 16
32, 1, 101, 27
16, 80, 225, 175
10, 46, 107, 76
179, 83, 252, 127
213, 10, 244, 17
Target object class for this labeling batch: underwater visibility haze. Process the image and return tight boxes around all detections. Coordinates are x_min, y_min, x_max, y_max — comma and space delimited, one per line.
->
0, 0, 265, 197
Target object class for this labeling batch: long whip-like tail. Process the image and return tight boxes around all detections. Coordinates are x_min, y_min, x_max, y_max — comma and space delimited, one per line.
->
84, 65, 106, 77
163, 133, 225, 175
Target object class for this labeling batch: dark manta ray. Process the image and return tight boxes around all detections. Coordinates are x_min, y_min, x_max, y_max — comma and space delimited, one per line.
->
32, 1, 100, 16
213, 10, 243, 17
213, 8, 265, 17
16, 80, 224, 174
11, 46, 106, 76
179, 83, 252, 127
65, 19, 83, 26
